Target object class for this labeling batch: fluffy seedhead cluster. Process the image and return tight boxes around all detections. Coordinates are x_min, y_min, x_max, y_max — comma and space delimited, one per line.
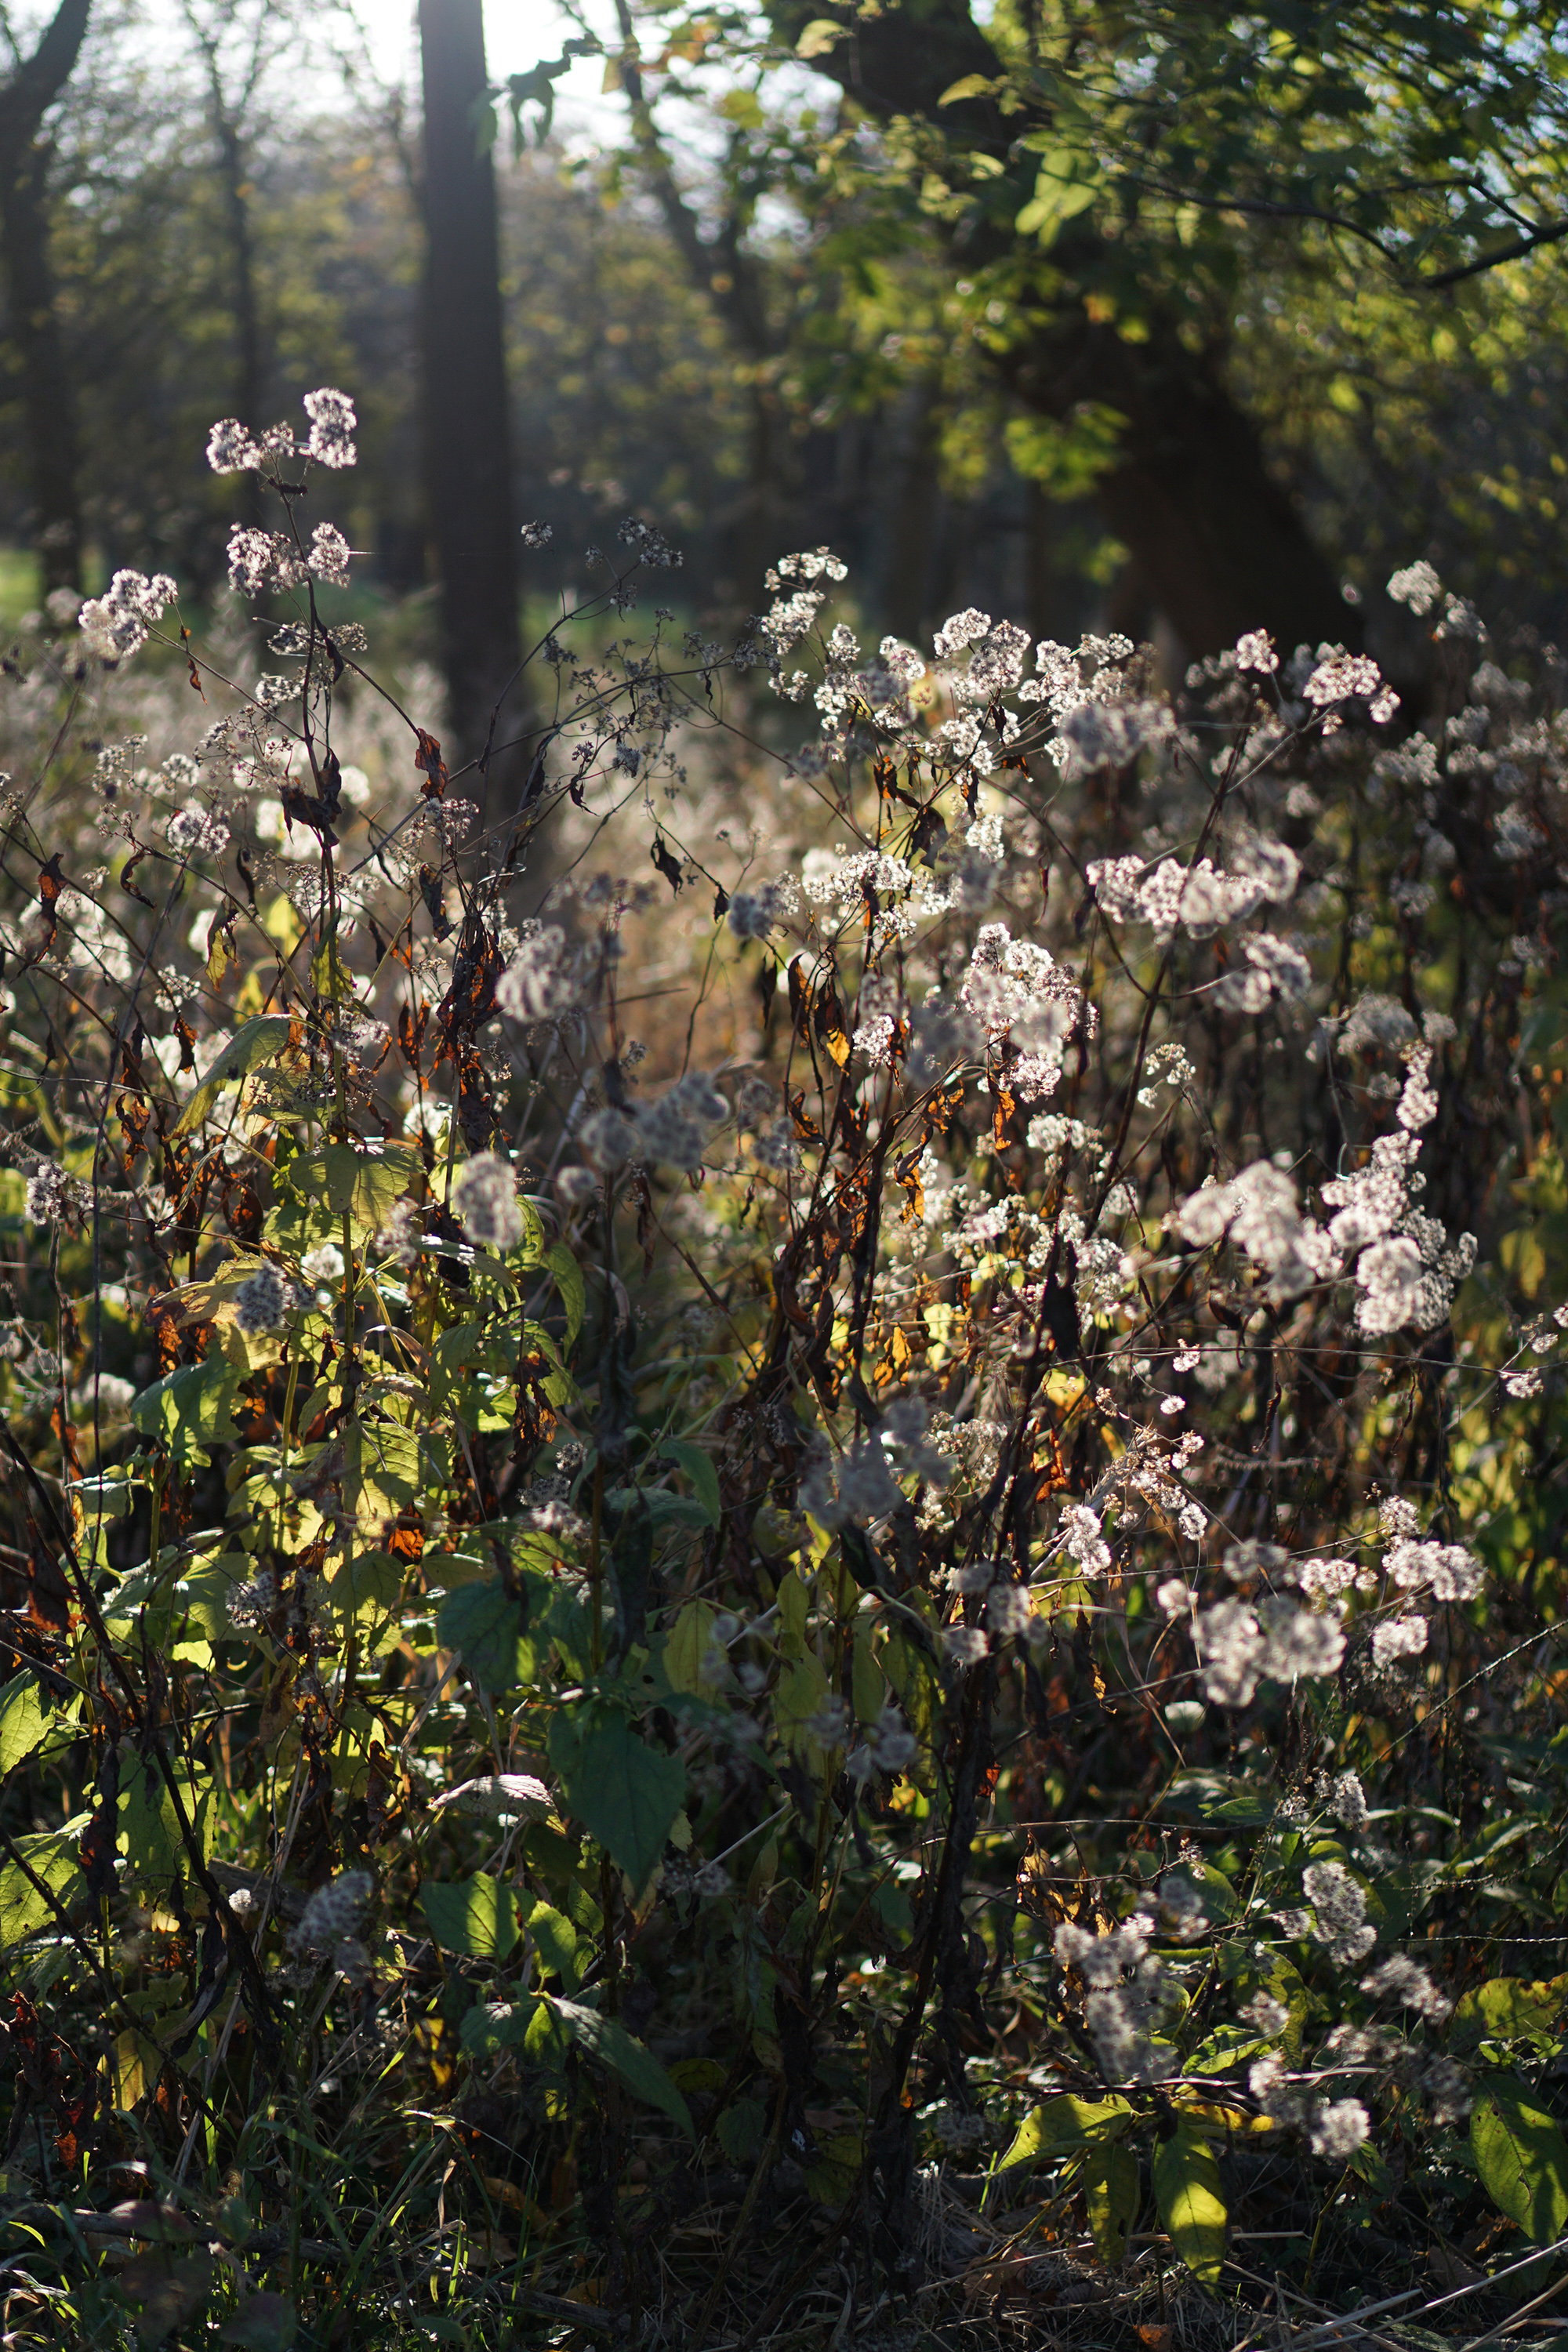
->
0, 399, 1563, 2350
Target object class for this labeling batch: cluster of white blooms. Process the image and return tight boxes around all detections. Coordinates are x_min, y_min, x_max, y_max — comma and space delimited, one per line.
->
78, 568, 178, 662
1059, 1502, 1112, 1573
308, 523, 352, 586
1385, 1537, 1483, 1602
24, 1160, 92, 1232
452, 1152, 524, 1253
1316, 1055, 1476, 1335
1359, 1952, 1451, 2020
228, 527, 307, 597
1303, 648, 1399, 728
577, 1071, 730, 1177
1178, 1161, 1338, 1301
303, 387, 357, 468
1387, 559, 1442, 615
958, 924, 1084, 1098
166, 804, 230, 858
727, 877, 800, 940
1193, 1594, 1345, 1705
495, 924, 579, 1022
234, 1263, 293, 1334
1055, 1918, 1171, 2082
1088, 837, 1299, 941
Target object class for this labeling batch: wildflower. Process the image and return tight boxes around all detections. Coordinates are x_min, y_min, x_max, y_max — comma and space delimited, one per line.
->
301, 1241, 345, 1286
869, 1708, 918, 1771
1387, 561, 1441, 615
227, 527, 305, 597
496, 925, 577, 1022
308, 523, 352, 585
987, 1583, 1033, 1637
940, 1624, 990, 1667
1061, 1503, 1112, 1574
1235, 628, 1278, 673
452, 1152, 524, 1252
234, 1265, 290, 1334
303, 386, 357, 468
1359, 1953, 1451, 2020
1309, 2100, 1370, 2159
290, 1868, 372, 1953
520, 521, 554, 548
25, 1161, 90, 1232
578, 1107, 640, 1173
206, 417, 261, 473
166, 804, 230, 858
1372, 1614, 1428, 1670
78, 568, 178, 662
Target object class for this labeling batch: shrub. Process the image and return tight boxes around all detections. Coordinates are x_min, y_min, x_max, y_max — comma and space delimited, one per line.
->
0, 403, 1566, 2347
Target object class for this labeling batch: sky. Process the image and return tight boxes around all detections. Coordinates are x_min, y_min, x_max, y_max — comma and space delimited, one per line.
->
345, 0, 615, 137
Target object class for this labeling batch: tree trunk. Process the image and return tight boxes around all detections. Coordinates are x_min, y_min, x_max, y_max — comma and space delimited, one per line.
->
418, 0, 521, 785
0, 0, 92, 596
764, 0, 1358, 660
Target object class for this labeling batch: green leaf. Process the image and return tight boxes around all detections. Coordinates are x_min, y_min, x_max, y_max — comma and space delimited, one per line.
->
657, 1439, 721, 1528
0, 1827, 85, 1942
131, 1359, 242, 1467
289, 1142, 421, 1236
1000, 2094, 1133, 2169
546, 1242, 584, 1344
420, 1875, 520, 1960
119, 1759, 213, 1887
1472, 2074, 1568, 2243
1153, 2123, 1226, 2288
938, 71, 995, 103
557, 1713, 685, 1891
524, 1899, 580, 1989
1085, 2142, 1140, 2266
717, 2096, 767, 2162
662, 1599, 717, 1696
1453, 1977, 1568, 2053
553, 1998, 694, 2134
437, 1578, 535, 1693
0, 1675, 50, 1777
172, 1015, 294, 1138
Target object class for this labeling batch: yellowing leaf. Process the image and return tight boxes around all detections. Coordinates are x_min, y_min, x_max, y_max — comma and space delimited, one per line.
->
1085, 2141, 1140, 2266
795, 19, 844, 57
1472, 2074, 1568, 2243
1000, 2094, 1133, 2169
1152, 2123, 1225, 2287
172, 1015, 295, 1138
663, 1599, 717, 1695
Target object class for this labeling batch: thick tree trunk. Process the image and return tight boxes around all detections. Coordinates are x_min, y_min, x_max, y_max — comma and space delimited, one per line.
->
0, 0, 92, 596
418, 0, 521, 782
765, 0, 1358, 659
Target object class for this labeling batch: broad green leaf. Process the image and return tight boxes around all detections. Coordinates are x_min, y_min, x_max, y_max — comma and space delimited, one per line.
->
131, 1359, 242, 1467
437, 1578, 535, 1693
1153, 2123, 1225, 2288
1453, 1977, 1568, 2053
459, 1997, 539, 2057
717, 2096, 768, 2162
1085, 2142, 1140, 2267
524, 1899, 580, 1989
420, 1875, 519, 1960
0, 1675, 49, 1777
657, 1439, 720, 1528
553, 1998, 693, 2135
289, 1142, 421, 1236
557, 1713, 684, 1891
343, 1418, 423, 1530
120, 1758, 213, 1886
0, 1828, 85, 1943
1000, 2095, 1133, 2169
172, 1015, 294, 1138
663, 1600, 717, 1696
546, 1242, 584, 1343
774, 1652, 829, 1749
1472, 2074, 1568, 2243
